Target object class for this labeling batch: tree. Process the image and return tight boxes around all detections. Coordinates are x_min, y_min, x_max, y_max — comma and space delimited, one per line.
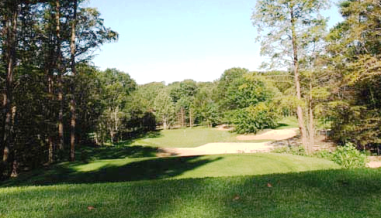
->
217, 68, 248, 105
194, 82, 219, 127
169, 80, 198, 127
0, 0, 118, 178
97, 68, 136, 144
252, 0, 329, 153
323, 0, 381, 149
1, 0, 20, 177
154, 90, 175, 130
222, 73, 280, 133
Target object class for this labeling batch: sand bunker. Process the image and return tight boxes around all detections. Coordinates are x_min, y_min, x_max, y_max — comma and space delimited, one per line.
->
158, 128, 299, 157
160, 142, 274, 157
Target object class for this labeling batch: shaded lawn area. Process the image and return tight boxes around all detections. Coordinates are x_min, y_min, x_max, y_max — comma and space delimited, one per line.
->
1, 168, 381, 218
129, 127, 270, 148
1, 153, 339, 187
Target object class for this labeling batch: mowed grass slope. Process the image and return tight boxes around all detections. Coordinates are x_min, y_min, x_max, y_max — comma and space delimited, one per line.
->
1, 153, 340, 186
129, 117, 299, 148
131, 127, 277, 148
2, 168, 381, 218
130, 127, 245, 148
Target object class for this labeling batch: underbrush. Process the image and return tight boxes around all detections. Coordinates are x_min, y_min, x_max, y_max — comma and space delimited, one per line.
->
273, 143, 368, 168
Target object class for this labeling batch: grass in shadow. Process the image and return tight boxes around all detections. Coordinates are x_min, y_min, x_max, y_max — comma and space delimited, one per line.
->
1, 153, 339, 187
1, 155, 222, 187
115, 130, 163, 146
2, 168, 381, 218
77, 145, 160, 161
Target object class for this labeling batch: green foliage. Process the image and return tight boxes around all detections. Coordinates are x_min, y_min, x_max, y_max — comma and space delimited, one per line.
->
272, 146, 306, 156
228, 103, 279, 134
323, 0, 381, 148
197, 103, 220, 127
154, 90, 175, 129
273, 143, 367, 169
217, 71, 281, 133
96, 68, 137, 143
331, 143, 367, 169
314, 149, 333, 159
217, 67, 248, 103
220, 73, 275, 110
252, 0, 329, 69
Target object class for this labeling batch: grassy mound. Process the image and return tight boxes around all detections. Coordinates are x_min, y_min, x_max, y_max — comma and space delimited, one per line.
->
1, 168, 381, 218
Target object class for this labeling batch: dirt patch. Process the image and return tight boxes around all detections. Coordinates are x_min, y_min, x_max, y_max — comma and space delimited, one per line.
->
237, 128, 298, 141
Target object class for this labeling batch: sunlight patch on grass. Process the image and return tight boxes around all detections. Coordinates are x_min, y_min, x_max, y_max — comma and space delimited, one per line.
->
73, 159, 134, 172
276, 116, 299, 129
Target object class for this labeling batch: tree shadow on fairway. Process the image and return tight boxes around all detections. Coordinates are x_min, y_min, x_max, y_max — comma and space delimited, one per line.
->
116, 130, 163, 146
5, 168, 381, 218
1, 155, 223, 187
78, 145, 160, 161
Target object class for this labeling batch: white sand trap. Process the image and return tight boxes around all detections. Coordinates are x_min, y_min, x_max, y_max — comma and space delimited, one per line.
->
157, 128, 299, 157
160, 142, 274, 157
367, 162, 381, 168
237, 128, 298, 141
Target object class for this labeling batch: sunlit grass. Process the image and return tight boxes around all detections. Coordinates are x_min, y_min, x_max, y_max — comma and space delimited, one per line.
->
130, 127, 270, 148
276, 116, 299, 129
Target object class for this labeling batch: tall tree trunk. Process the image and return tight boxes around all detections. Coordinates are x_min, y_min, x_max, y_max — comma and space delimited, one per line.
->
181, 107, 185, 128
47, 23, 54, 165
56, 0, 64, 151
0, 14, 8, 168
163, 116, 167, 130
290, 6, 309, 153
308, 82, 314, 154
70, 0, 77, 162
47, 59, 54, 164
189, 108, 192, 128
10, 105, 17, 177
2, 1, 19, 176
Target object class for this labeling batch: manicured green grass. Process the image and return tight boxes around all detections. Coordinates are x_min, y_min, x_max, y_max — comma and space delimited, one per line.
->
130, 127, 269, 148
1, 153, 340, 186
276, 116, 299, 129
128, 117, 299, 148
2, 168, 381, 218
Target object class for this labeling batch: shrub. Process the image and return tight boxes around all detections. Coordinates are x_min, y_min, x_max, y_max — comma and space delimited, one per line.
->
272, 146, 306, 156
331, 143, 367, 168
273, 143, 367, 168
228, 103, 279, 134
314, 149, 333, 159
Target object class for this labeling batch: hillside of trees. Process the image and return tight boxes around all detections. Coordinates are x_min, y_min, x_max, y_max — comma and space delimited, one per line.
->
1, 0, 381, 180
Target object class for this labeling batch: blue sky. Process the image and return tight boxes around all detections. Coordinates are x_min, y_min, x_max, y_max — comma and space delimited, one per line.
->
87, 0, 343, 85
